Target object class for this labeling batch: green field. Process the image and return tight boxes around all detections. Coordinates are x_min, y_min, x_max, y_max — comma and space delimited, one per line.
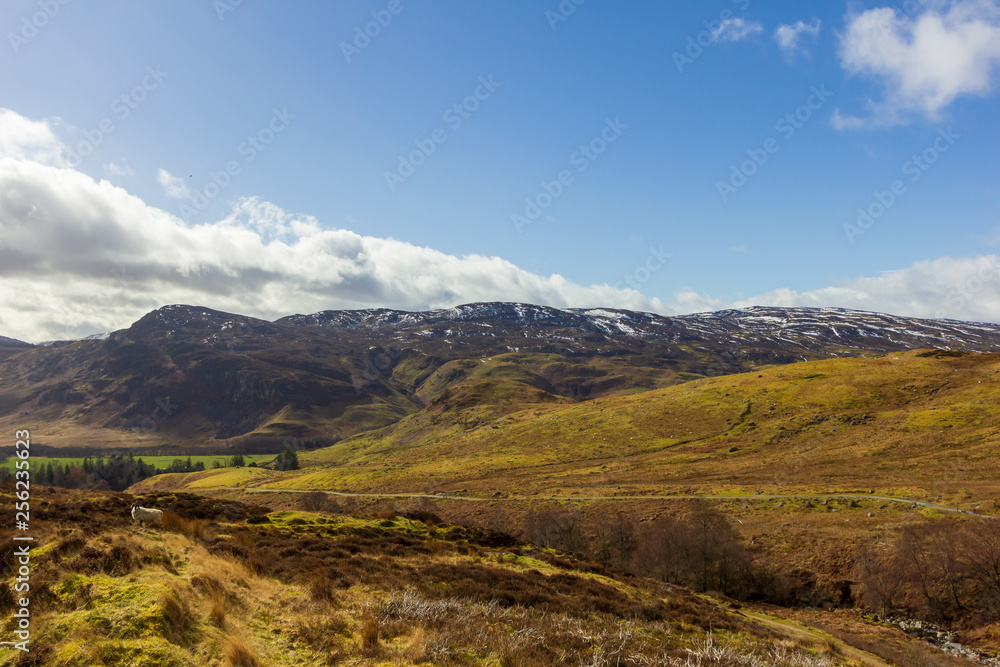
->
0, 453, 276, 473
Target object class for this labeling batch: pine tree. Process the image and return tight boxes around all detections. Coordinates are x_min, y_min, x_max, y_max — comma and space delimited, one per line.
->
276, 445, 299, 471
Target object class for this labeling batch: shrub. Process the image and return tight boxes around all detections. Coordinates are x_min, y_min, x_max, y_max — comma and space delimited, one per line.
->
298, 491, 328, 512
71, 543, 135, 576
308, 575, 339, 606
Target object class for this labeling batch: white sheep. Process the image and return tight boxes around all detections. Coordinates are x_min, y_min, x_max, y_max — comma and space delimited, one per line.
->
130, 504, 163, 526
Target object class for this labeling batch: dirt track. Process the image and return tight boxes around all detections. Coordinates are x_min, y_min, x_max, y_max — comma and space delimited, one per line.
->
192, 487, 991, 517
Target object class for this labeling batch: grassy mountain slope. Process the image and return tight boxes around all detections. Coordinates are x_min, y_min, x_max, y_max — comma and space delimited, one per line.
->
136, 350, 1000, 510
6, 303, 1000, 453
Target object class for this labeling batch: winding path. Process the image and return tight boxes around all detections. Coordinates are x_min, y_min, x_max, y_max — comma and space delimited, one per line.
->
188, 487, 990, 517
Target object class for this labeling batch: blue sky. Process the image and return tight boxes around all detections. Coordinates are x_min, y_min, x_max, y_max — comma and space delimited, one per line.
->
1, 0, 1000, 341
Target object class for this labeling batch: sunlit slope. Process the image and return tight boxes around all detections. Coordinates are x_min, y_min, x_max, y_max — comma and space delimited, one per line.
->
134, 351, 1000, 505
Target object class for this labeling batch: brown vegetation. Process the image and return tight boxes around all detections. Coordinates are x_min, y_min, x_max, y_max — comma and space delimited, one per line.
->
855, 517, 1000, 625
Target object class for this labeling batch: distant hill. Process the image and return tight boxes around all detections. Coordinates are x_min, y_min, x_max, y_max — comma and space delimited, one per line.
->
0, 334, 31, 347
2, 302, 999, 450
132, 349, 1000, 511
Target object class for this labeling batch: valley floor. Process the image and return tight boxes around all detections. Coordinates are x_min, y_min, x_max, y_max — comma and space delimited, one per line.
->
0, 487, 981, 666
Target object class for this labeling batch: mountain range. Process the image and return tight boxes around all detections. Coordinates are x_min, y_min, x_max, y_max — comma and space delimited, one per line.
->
2, 302, 999, 451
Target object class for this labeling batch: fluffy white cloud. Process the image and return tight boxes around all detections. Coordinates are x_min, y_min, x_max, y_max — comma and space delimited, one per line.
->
836, 0, 1000, 128
1, 108, 997, 343
0, 109, 68, 166
775, 18, 821, 57
156, 168, 191, 199
712, 18, 763, 43
735, 255, 1000, 322
0, 109, 677, 342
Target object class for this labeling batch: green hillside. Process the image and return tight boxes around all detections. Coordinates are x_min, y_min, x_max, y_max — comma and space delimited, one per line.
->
135, 350, 1000, 511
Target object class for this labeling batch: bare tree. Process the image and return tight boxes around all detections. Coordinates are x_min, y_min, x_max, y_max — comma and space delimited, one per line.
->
854, 540, 905, 618
524, 510, 585, 553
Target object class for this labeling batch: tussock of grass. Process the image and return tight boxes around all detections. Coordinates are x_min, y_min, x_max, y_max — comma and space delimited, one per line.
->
160, 510, 206, 540
224, 635, 261, 667
208, 590, 227, 628
360, 616, 381, 655
158, 584, 195, 643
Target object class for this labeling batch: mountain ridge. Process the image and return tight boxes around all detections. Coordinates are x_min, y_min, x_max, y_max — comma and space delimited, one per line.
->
2, 302, 999, 450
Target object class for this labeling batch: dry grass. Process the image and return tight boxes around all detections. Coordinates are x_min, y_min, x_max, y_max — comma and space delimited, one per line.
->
308, 574, 340, 606
224, 635, 261, 667
208, 591, 227, 628
153, 351, 1000, 509
4, 485, 969, 666
159, 585, 195, 643
360, 616, 381, 656
294, 613, 350, 657
160, 510, 207, 540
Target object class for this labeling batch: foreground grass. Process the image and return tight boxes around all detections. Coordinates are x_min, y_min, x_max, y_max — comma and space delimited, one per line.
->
0, 488, 869, 666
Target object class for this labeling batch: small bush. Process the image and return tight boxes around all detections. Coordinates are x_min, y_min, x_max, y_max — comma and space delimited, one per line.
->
298, 491, 328, 512
308, 575, 340, 605
71, 544, 135, 576
52, 535, 86, 558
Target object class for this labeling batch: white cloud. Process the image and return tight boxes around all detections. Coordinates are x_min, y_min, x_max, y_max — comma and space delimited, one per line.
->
836, 0, 1000, 128
734, 255, 1000, 322
712, 18, 764, 43
0, 109, 68, 166
156, 168, 191, 199
775, 18, 821, 57
1, 108, 997, 343
104, 162, 133, 178
0, 109, 677, 342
